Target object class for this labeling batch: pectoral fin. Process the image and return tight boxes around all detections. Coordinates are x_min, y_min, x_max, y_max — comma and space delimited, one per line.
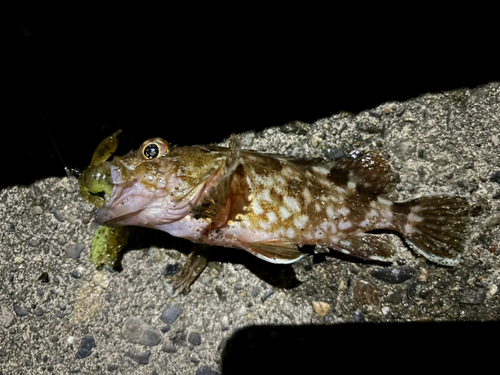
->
167, 246, 209, 297
190, 134, 242, 222
242, 239, 305, 264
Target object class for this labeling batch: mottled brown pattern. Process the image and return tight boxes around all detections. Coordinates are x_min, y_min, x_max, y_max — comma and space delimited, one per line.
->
234, 151, 386, 245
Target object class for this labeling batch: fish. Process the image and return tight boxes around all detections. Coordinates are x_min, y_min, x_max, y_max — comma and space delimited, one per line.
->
79, 131, 470, 295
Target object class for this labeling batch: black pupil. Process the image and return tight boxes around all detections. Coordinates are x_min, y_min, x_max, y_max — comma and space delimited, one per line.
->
144, 143, 160, 159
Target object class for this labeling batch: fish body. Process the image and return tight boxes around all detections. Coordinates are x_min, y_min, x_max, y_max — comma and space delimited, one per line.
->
89, 134, 469, 269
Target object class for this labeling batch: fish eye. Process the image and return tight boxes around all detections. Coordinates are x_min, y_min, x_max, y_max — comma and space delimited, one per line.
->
138, 138, 169, 160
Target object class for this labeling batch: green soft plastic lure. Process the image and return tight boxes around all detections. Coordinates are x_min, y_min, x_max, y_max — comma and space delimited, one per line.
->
79, 130, 130, 267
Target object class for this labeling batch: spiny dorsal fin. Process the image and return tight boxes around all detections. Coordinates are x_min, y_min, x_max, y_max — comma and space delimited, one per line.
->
327, 150, 396, 195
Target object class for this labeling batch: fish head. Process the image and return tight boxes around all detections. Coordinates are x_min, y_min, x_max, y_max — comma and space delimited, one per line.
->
79, 132, 227, 228
79, 131, 192, 227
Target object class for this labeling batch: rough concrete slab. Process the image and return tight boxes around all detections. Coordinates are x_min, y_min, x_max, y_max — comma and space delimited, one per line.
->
1, 82, 499, 374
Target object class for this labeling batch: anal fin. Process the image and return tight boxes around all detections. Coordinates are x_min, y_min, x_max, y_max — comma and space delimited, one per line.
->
242, 239, 305, 264
330, 233, 395, 262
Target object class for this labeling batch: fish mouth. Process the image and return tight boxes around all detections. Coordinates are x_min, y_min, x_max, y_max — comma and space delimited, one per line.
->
95, 161, 202, 228
95, 163, 156, 226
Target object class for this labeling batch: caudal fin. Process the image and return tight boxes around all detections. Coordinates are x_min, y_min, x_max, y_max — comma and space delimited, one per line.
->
395, 194, 470, 266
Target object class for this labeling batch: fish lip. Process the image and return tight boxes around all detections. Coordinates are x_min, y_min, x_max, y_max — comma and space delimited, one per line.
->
95, 183, 122, 226
94, 163, 131, 225
94, 163, 161, 226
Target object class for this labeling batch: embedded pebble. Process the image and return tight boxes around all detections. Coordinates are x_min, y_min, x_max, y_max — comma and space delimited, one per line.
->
353, 310, 365, 322
489, 284, 498, 296
188, 332, 202, 346
162, 345, 177, 353
311, 133, 323, 147
190, 355, 201, 364
323, 147, 345, 161
51, 246, 61, 256
353, 280, 379, 305
92, 272, 110, 288
233, 283, 244, 294
418, 268, 429, 282
237, 307, 246, 315
31, 206, 43, 215
370, 267, 416, 284
250, 286, 261, 298
126, 350, 151, 365
33, 255, 42, 262
357, 122, 381, 133
384, 290, 404, 304
161, 325, 171, 333
261, 290, 274, 303
280, 121, 308, 135
52, 209, 64, 222
66, 243, 85, 259
492, 134, 499, 146
160, 305, 183, 324
161, 263, 181, 276
459, 288, 486, 305
56, 311, 68, 319
312, 301, 331, 316
14, 256, 23, 264
28, 239, 41, 247
121, 316, 161, 346
75, 336, 96, 359
58, 177, 77, 192
369, 108, 384, 118
490, 171, 500, 183
1, 308, 15, 327
33, 307, 44, 316
484, 213, 500, 228
81, 213, 92, 224
14, 305, 28, 317
57, 235, 66, 246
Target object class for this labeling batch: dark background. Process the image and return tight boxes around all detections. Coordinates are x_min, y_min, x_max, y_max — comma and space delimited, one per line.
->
9, 9, 500, 369
11, 10, 498, 190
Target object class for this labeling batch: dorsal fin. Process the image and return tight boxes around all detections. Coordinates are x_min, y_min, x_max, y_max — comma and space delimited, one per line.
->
327, 151, 396, 195
274, 155, 327, 169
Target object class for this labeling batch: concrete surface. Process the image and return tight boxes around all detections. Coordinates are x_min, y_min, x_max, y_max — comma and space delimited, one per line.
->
1, 82, 499, 374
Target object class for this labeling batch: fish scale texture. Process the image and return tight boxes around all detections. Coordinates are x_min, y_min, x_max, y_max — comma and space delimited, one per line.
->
1, 82, 499, 374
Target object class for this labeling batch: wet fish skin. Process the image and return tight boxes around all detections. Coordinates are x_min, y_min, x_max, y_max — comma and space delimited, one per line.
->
94, 134, 469, 274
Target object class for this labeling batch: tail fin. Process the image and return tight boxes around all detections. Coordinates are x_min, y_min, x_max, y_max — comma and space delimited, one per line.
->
395, 194, 470, 266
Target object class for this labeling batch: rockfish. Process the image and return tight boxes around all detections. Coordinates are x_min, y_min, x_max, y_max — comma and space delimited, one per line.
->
79, 131, 469, 294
